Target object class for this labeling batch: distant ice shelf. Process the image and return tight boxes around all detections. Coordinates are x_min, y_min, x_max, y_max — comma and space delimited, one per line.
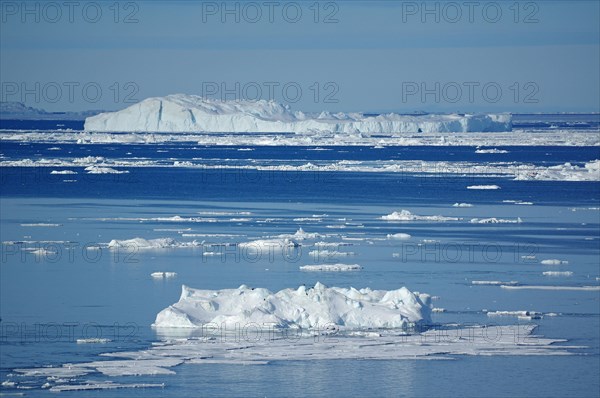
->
84, 94, 512, 133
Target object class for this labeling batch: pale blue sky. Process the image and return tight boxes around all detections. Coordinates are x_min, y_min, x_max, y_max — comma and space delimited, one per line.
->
1, 0, 598, 113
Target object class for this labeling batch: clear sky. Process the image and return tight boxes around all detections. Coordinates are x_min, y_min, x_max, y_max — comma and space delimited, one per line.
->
1, 0, 599, 113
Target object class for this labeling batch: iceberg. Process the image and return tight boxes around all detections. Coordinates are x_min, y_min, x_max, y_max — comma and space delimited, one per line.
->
84, 95, 512, 133
153, 283, 432, 330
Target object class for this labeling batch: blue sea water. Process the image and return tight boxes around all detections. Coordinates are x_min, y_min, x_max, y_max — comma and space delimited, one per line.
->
0, 125, 599, 396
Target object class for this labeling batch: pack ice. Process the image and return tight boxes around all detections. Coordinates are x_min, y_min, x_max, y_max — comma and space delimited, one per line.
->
153, 283, 432, 330
84, 95, 512, 133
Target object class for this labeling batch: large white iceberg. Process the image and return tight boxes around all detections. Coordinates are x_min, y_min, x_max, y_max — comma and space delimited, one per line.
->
153, 283, 432, 330
84, 95, 512, 133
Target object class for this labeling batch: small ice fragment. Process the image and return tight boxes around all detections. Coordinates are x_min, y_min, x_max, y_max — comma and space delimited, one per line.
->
151, 272, 177, 279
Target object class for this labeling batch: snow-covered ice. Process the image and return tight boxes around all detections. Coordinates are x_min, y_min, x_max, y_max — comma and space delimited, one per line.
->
153, 283, 432, 329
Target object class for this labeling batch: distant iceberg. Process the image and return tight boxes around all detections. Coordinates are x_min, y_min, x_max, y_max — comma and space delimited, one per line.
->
84, 94, 512, 133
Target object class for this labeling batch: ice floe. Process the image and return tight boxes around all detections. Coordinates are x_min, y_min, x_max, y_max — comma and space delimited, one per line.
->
381, 209, 460, 222
107, 237, 201, 250
84, 166, 129, 174
387, 233, 412, 239
501, 285, 599, 291
469, 217, 523, 224
540, 259, 569, 265
467, 185, 501, 190
542, 271, 573, 276
453, 203, 473, 207
151, 272, 178, 279
76, 338, 112, 344
472, 280, 519, 286
475, 148, 509, 154
299, 264, 362, 272
50, 170, 77, 174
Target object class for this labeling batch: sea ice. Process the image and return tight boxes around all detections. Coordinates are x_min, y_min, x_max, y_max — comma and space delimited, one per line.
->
540, 259, 569, 265
151, 272, 178, 279
381, 209, 460, 222
453, 203, 473, 207
387, 233, 412, 239
467, 185, 501, 190
299, 264, 362, 272
542, 271, 573, 276
469, 217, 522, 224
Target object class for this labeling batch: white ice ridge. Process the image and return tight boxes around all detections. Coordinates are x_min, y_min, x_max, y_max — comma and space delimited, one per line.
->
381, 209, 460, 222
299, 264, 362, 272
84, 95, 512, 133
153, 283, 432, 329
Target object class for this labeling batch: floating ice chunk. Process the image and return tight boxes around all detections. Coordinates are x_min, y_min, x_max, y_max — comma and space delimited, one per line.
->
501, 285, 600, 291
76, 338, 111, 344
453, 203, 473, 207
50, 382, 165, 392
540, 259, 569, 265
467, 185, 500, 190
238, 238, 299, 251
472, 280, 519, 286
431, 308, 446, 313
543, 271, 573, 276
153, 283, 432, 329
50, 170, 77, 174
85, 166, 129, 174
108, 237, 179, 249
475, 148, 509, 154
151, 272, 178, 279
20, 223, 61, 227
470, 217, 522, 224
503, 200, 533, 205
387, 233, 412, 239
308, 250, 356, 258
1, 380, 16, 387
486, 310, 542, 318
313, 241, 352, 248
276, 228, 321, 241
299, 264, 362, 272
381, 209, 460, 222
